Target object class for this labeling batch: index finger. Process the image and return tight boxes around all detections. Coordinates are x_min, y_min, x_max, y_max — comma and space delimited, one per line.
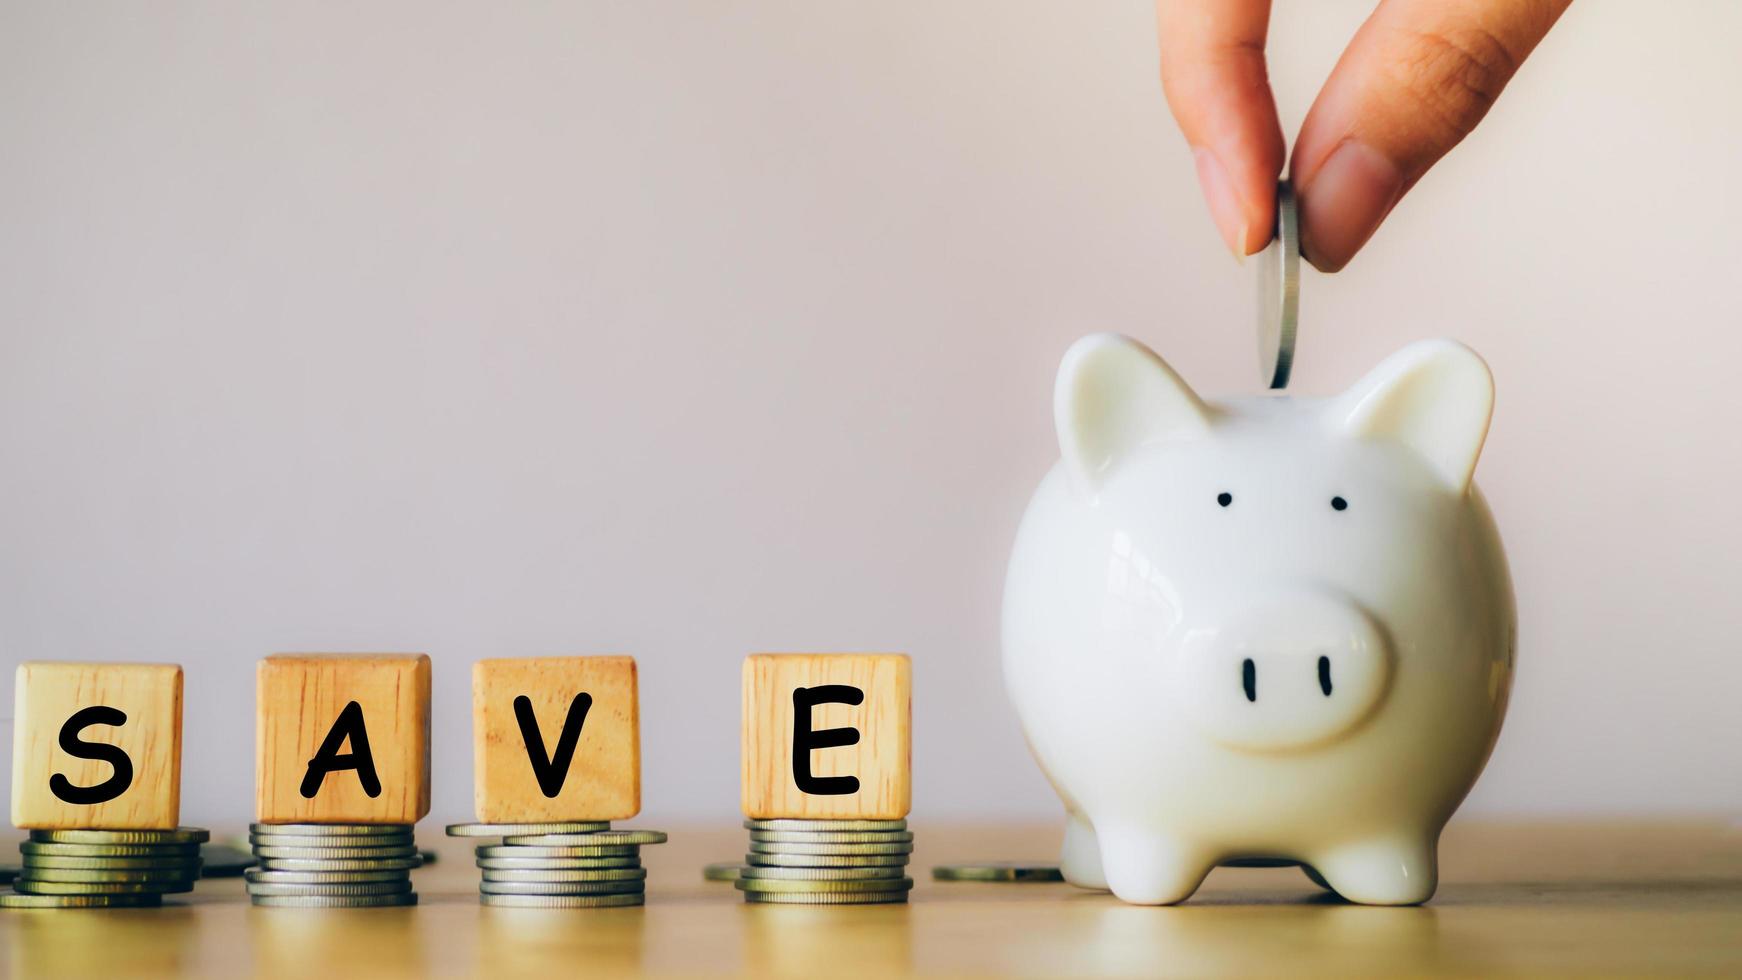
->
1157, 0, 1286, 257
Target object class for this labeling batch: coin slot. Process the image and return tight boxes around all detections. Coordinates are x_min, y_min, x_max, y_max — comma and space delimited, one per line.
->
1318, 656, 1333, 696
1241, 658, 1257, 702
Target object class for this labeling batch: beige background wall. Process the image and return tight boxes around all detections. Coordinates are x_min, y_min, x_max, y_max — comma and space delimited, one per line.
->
1, 2, 1737, 823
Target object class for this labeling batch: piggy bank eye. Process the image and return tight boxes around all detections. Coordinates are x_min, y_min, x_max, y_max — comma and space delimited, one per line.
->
1331, 496, 1348, 511
1217, 492, 1233, 507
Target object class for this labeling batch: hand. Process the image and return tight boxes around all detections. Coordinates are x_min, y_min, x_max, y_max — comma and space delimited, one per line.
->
1158, 0, 1571, 271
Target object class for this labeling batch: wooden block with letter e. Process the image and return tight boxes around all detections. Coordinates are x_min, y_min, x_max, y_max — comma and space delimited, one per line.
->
472, 656, 640, 822
256, 654, 432, 824
11, 662, 184, 829
741, 653, 911, 819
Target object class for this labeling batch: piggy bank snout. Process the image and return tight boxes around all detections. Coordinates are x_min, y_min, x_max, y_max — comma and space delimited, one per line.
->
1174, 591, 1391, 752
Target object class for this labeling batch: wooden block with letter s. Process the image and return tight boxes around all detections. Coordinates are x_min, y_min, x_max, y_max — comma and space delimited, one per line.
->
472, 656, 641, 823
255, 653, 431, 824
741, 653, 911, 820
10, 661, 184, 829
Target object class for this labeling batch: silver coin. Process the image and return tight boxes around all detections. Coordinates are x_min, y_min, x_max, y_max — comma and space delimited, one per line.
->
479, 892, 644, 908
481, 868, 646, 883
930, 861, 1065, 883
1257, 178, 1300, 389
735, 876, 914, 894
479, 880, 646, 896
249, 823, 412, 837
245, 880, 413, 897
747, 852, 908, 868
13, 878, 194, 895
740, 865, 906, 881
249, 834, 414, 850
257, 856, 423, 872
246, 868, 412, 884
444, 822, 611, 838
743, 819, 907, 833
18, 867, 201, 884
500, 830, 667, 847
476, 857, 641, 871
23, 855, 199, 871
250, 892, 418, 908
29, 827, 210, 845
742, 890, 908, 905
748, 831, 913, 844
474, 844, 637, 859
251, 845, 418, 860
21, 841, 200, 858
747, 841, 912, 856
0, 891, 165, 908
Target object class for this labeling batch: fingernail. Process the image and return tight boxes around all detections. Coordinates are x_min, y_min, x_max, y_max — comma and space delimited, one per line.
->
1297, 140, 1403, 272
1193, 147, 1249, 259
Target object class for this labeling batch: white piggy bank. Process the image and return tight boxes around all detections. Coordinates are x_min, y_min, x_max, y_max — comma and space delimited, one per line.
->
1002, 334, 1514, 906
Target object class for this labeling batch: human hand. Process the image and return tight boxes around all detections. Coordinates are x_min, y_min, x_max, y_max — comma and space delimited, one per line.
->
1158, 0, 1571, 271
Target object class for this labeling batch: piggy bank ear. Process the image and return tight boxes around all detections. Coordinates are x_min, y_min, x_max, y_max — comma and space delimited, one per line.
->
1055, 333, 1210, 497
1330, 339, 1494, 493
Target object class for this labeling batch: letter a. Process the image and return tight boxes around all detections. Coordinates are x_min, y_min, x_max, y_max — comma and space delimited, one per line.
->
300, 700, 382, 799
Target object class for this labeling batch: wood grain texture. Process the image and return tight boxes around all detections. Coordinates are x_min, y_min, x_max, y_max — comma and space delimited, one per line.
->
3, 821, 1738, 977
741, 653, 910, 819
255, 654, 431, 824
472, 656, 640, 822
10, 662, 183, 829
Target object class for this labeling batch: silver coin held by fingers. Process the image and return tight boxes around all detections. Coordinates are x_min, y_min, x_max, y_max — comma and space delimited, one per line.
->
1257, 179, 1300, 389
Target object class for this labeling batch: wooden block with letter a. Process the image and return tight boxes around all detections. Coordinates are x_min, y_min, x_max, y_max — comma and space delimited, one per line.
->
741, 653, 911, 820
472, 656, 640, 822
256, 654, 431, 824
11, 662, 184, 829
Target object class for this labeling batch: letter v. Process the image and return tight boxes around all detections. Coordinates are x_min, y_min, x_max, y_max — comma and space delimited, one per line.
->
514, 693, 592, 798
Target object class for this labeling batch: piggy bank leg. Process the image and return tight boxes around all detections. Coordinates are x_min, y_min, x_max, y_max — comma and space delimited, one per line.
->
1097, 826, 1214, 905
1060, 811, 1108, 890
1311, 837, 1438, 906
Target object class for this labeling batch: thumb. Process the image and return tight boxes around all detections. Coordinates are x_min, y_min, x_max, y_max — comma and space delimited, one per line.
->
1290, 0, 1571, 272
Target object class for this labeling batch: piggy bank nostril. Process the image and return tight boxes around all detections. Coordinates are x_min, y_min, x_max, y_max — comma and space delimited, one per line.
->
1318, 655, 1333, 696
1241, 658, 1257, 702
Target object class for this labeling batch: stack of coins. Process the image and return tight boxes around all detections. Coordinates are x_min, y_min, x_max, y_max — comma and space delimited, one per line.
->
0, 827, 208, 909
244, 823, 420, 908
446, 822, 667, 908
738, 819, 913, 905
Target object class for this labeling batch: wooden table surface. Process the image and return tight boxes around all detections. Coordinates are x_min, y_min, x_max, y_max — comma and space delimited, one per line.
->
2, 820, 1738, 978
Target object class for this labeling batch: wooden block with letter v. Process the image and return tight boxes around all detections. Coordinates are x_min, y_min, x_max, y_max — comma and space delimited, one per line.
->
10, 662, 184, 829
255, 654, 431, 824
741, 653, 911, 820
472, 656, 640, 822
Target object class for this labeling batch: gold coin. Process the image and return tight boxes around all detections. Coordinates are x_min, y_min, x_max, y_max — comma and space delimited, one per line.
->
13, 879, 193, 895
245, 881, 413, 897
29, 828, 209, 845
252, 845, 418, 860
743, 819, 907, 833
257, 856, 423, 872
702, 862, 744, 882
740, 865, 905, 881
474, 845, 636, 859
746, 852, 908, 868
748, 831, 914, 844
249, 823, 412, 837
743, 890, 909, 905
23, 856, 198, 871
479, 880, 646, 896
445, 822, 611, 837
930, 862, 1064, 882
480, 893, 644, 908
19, 868, 199, 884
736, 877, 914, 894
501, 830, 667, 846
250, 893, 418, 908
747, 841, 912, 856
480, 868, 646, 883
0, 892, 164, 908
21, 842, 199, 858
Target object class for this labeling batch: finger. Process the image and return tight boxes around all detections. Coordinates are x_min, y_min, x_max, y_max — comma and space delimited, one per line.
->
1290, 0, 1572, 271
1156, 0, 1286, 257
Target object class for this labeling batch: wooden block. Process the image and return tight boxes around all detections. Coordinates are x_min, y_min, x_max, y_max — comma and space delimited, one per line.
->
741, 653, 911, 820
256, 654, 431, 824
11, 662, 184, 830
472, 656, 640, 823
